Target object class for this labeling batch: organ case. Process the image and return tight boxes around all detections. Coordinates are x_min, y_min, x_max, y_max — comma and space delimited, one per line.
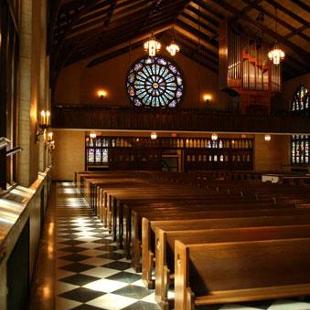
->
219, 20, 281, 114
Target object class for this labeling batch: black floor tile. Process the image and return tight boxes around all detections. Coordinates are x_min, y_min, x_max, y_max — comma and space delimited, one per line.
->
60, 274, 101, 286
93, 239, 114, 244
113, 285, 151, 299
98, 252, 125, 260
61, 246, 88, 253
122, 301, 161, 310
60, 262, 94, 273
60, 253, 90, 262
105, 271, 141, 284
60, 287, 104, 303
96, 245, 118, 251
60, 240, 85, 246
103, 261, 132, 271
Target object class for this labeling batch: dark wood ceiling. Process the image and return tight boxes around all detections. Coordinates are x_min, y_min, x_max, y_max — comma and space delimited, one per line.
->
48, 0, 310, 86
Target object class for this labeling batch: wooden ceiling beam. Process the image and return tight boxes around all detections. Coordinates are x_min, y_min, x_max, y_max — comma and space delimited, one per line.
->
191, 0, 224, 20
54, 0, 102, 44
67, 21, 173, 65
230, 0, 265, 22
241, 0, 310, 42
185, 4, 220, 28
212, 0, 310, 66
172, 33, 218, 70
267, 0, 309, 27
66, 7, 177, 53
285, 23, 310, 39
293, 0, 310, 13
180, 11, 218, 36
175, 20, 218, 56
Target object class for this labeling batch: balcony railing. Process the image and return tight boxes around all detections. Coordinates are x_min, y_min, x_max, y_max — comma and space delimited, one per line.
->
52, 105, 310, 134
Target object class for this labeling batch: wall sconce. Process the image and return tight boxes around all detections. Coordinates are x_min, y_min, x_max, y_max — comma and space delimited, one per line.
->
90, 132, 97, 139
203, 94, 212, 104
97, 89, 107, 99
150, 132, 157, 140
45, 131, 55, 152
211, 133, 218, 141
36, 110, 51, 142
264, 134, 271, 142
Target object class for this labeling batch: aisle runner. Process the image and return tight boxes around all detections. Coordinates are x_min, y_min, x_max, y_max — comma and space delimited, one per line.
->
54, 182, 310, 310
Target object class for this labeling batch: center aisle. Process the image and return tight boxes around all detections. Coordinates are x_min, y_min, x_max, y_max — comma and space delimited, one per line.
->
55, 182, 160, 310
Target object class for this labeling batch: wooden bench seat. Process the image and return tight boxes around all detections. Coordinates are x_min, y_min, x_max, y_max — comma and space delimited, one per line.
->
174, 238, 310, 309
155, 224, 310, 308
137, 208, 310, 276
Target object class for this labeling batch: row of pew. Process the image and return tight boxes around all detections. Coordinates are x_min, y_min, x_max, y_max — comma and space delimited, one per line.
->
75, 170, 310, 310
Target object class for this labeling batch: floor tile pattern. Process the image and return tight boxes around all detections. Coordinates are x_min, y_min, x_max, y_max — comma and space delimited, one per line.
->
55, 182, 310, 310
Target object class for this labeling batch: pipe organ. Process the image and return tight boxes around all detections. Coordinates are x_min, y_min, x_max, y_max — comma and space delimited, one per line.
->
219, 20, 281, 114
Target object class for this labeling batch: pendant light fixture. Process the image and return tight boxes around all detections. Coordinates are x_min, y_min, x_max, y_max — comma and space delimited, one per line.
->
144, 33, 161, 57
268, 6, 285, 65
166, 26, 180, 56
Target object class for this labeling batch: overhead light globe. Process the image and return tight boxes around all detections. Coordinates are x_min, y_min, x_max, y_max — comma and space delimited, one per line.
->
268, 43, 285, 65
166, 42, 180, 56
150, 132, 157, 140
264, 134, 271, 142
211, 133, 218, 141
144, 38, 161, 57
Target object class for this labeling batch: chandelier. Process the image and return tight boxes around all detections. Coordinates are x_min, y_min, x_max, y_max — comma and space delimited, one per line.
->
268, 6, 285, 65
268, 43, 285, 65
166, 41, 180, 56
144, 36, 161, 57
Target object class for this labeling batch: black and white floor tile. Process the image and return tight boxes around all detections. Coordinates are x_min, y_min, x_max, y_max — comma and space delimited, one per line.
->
55, 182, 310, 310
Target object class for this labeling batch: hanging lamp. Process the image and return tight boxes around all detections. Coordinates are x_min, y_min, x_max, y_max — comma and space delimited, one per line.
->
166, 26, 180, 56
268, 7, 285, 65
144, 33, 161, 57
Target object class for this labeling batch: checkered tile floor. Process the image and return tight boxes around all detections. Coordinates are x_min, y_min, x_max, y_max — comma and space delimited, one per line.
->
55, 182, 310, 310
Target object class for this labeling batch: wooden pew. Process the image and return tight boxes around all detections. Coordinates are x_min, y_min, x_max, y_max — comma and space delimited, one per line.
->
155, 224, 310, 308
174, 238, 310, 310
137, 208, 310, 280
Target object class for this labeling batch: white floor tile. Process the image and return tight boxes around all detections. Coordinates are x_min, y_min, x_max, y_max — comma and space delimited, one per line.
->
74, 237, 101, 242
141, 292, 157, 304
83, 278, 128, 293
220, 304, 265, 310
87, 293, 137, 310
267, 299, 310, 310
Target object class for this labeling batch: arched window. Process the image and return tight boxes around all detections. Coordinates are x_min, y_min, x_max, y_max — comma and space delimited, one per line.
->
290, 85, 310, 165
126, 56, 184, 108
291, 85, 309, 113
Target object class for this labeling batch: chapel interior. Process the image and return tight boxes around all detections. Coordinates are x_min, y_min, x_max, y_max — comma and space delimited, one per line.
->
0, 0, 310, 309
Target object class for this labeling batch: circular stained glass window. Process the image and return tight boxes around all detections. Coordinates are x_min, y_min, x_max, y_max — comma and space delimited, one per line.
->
126, 56, 184, 108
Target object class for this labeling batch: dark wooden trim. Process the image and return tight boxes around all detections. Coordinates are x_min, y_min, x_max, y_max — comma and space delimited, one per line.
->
52, 106, 310, 134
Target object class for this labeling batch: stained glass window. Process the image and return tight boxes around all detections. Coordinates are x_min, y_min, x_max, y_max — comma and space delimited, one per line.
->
291, 85, 309, 112
126, 56, 184, 108
86, 136, 109, 167
290, 85, 310, 165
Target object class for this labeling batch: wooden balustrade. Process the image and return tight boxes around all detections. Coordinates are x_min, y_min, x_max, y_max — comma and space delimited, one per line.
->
52, 105, 310, 133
